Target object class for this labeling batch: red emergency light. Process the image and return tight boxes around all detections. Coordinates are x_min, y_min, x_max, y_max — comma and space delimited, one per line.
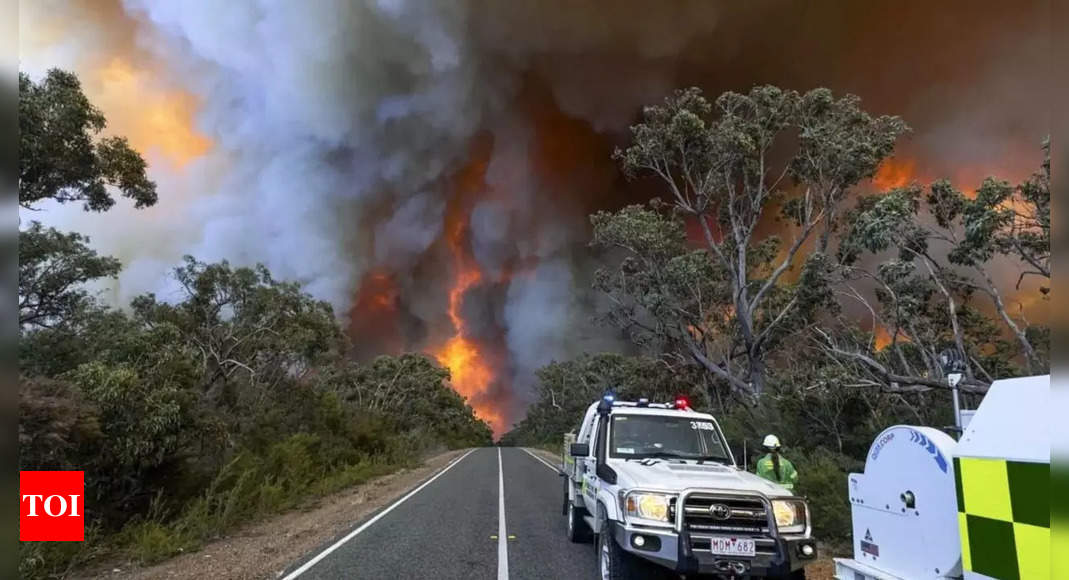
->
673, 396, 690, 410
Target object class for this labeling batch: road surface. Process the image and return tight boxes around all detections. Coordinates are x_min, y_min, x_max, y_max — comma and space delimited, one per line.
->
280, 447, 597, 580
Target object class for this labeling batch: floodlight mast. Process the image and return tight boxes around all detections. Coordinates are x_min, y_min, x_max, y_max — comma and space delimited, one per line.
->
938, 348, 966, 434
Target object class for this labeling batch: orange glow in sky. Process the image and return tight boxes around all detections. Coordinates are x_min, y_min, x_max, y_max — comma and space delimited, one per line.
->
94, 58, 212, 167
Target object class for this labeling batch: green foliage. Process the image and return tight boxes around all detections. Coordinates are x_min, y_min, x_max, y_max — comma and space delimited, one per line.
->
17, 68, 489, 579
608, 85, 908, 396
19, 523, 107, 580
18, 222, 122, 328
121, 520, 185, 565
793, 449, 860, 545
834, 146, 1050, 382
18, 376, 101, 470
19, 69, 157, 211
328, 353, 493, 447
18, 259, 490, 578
592, 204, 729, 346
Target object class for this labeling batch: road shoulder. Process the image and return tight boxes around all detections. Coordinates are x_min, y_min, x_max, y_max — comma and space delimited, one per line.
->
77, 449, 469, 580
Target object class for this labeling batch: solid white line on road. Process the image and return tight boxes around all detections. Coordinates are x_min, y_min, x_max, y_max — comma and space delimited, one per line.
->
281, 448, 476, 580
521, 448, 560, 474
498, 447, 509, 580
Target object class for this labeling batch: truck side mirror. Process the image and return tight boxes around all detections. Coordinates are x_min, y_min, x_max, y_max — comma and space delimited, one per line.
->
570, 443, 590, 457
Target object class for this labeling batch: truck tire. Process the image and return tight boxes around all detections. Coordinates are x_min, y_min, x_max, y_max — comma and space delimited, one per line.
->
566, 498, 592, 543
596, 509, 650, 580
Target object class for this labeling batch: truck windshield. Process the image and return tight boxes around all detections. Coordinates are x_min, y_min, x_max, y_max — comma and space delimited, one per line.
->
609, 415, 730, 462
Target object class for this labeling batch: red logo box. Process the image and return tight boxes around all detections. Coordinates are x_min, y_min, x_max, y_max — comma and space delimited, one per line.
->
20, 471, 84, 541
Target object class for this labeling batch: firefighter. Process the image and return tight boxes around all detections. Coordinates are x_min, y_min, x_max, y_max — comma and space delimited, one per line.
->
755, 434, 798, 491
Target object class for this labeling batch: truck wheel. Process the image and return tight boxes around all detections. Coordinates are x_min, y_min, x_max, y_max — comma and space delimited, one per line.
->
566, 499, 592, 543
596, 512, 647, 580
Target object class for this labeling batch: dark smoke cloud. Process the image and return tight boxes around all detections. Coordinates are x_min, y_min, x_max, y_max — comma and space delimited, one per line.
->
21, 0, 1049, 426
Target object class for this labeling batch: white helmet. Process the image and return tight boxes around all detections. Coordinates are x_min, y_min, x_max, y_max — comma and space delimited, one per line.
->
762, 434, 781, 449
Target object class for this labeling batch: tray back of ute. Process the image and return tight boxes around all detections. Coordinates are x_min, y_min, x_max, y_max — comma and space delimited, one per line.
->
562, 432, 577, 477
834, 426, 961, 580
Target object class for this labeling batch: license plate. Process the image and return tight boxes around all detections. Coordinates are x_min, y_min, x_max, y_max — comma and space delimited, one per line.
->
709, 536, 756, 557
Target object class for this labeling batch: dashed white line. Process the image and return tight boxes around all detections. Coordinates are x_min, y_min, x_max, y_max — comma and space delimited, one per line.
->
497, 447, 509, 580
521, 447, 560, 474
281, 448, 476, 580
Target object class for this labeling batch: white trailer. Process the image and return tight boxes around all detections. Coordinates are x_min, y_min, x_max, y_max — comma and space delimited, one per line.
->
834, 375, 1050, 580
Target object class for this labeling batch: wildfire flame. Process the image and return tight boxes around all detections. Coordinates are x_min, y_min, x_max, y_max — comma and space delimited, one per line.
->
871, 157, 916, 190
431, 146, 507, 435
873, 325, 912, 351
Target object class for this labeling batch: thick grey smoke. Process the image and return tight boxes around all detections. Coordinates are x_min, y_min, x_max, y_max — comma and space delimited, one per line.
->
100, 0, 729, 424
21, 0, 1049, 426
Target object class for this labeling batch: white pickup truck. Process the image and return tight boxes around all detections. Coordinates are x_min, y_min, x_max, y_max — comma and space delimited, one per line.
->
560, 396, 817, 579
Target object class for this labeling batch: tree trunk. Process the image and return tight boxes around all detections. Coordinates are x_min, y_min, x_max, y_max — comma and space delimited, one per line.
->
978, 268, 1039, 373
748, 354, 766, 396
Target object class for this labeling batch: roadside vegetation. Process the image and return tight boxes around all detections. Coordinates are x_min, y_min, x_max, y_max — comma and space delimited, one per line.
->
502, 87, 1049, 546
18, 70, 492, 579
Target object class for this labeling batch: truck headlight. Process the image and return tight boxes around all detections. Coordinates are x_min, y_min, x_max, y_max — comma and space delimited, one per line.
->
771, 499, 807, 534
624, 492, 673, 524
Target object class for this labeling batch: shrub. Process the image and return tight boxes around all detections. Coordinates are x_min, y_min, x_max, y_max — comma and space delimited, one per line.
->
19, 376, 101, 470
121, 520, 186, 565
793, 448, 860, 547
18, 523, 106, 580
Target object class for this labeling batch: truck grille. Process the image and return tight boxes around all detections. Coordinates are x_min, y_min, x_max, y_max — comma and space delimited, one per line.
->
679, 494, 776, 555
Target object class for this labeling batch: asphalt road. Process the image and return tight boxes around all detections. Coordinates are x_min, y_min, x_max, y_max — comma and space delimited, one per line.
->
280, 447, 597, 580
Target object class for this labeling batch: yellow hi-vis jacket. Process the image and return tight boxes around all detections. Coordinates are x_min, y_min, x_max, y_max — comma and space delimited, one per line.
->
756, 453, 798, 491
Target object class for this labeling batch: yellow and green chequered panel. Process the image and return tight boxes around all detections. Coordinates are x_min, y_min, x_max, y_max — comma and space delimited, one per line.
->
959, 457, 1012, 521
955, 457, 1050, 580
958, 512, 972, 570
1014, 522, 1049, 579
1006, 461, 1049, 527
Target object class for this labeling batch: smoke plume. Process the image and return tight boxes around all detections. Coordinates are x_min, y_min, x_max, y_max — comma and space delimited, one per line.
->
20, 0, 1049, 432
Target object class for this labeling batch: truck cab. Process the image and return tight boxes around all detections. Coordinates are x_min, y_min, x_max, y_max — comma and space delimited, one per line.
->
561, 396, 817, 579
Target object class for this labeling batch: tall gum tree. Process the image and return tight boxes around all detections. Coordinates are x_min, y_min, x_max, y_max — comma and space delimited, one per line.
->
18, 69, 158, 330
602, 86, 907, 399
826, 141, 1050, 391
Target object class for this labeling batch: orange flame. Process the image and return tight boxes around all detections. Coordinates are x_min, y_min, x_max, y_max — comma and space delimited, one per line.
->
874, 326, 894, 350
873, 325, 913, 351
434, 234, 503, 431
431, 142, 507, 435
871, 158, 916, 190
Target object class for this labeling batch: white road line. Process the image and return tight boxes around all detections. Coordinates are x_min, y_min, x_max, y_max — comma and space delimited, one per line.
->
497, 447, 509, 580
521, 447, 560, 473
281, 448, 476, 580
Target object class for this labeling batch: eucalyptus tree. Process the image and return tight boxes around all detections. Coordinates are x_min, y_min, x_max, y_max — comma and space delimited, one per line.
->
826, 143, 1050, 391
600, 86, 907, 398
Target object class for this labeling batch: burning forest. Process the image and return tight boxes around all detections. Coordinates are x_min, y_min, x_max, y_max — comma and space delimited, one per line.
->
20, 0, 1050, 437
